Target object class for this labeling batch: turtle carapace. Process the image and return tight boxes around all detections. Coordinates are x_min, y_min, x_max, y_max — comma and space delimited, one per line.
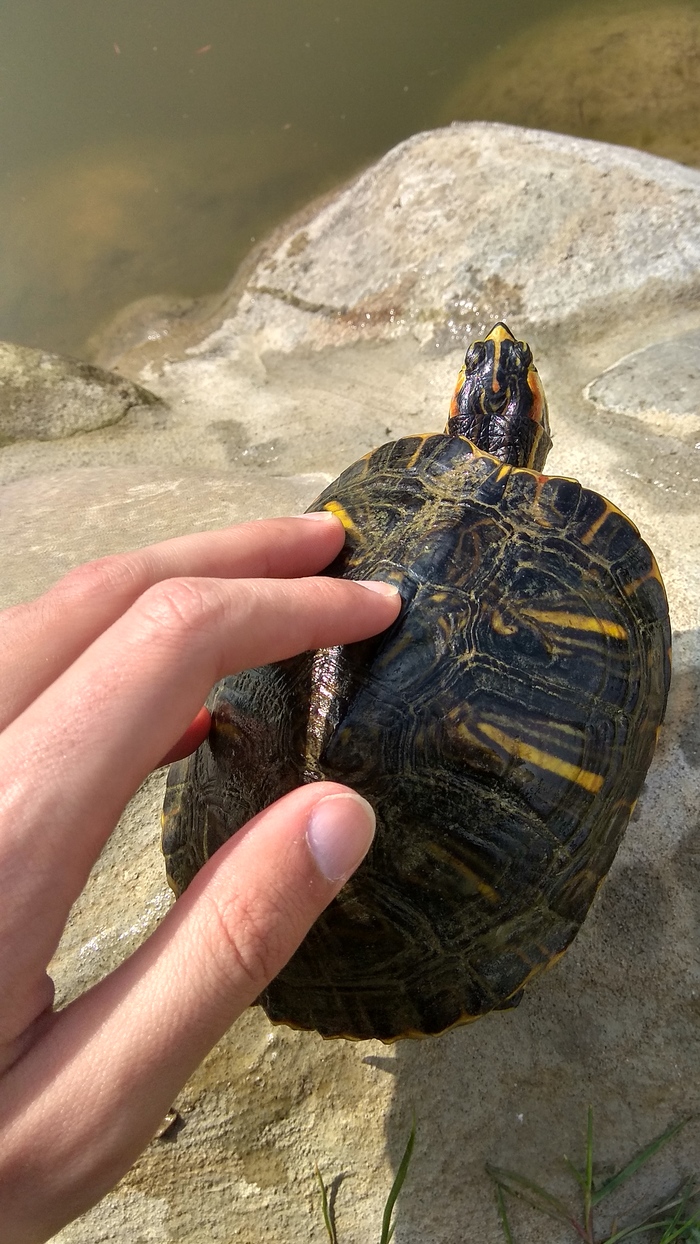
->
162, 324, 671, 1042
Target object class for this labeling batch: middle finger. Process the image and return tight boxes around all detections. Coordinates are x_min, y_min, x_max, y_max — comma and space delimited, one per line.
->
0, 513, 344, 730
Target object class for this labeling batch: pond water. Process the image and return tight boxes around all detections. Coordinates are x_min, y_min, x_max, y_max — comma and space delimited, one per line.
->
0, 0, 697, 357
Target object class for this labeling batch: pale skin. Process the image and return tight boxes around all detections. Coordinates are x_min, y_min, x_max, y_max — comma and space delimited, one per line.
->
0, 512, 401, 1243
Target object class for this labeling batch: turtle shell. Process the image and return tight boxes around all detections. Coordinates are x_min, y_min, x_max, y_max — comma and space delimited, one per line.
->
162, 432, 671, 1041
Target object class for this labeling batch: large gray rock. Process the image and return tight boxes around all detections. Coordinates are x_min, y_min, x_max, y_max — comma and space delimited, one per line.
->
2, 124, 696, 1243
145, 122, 700, 362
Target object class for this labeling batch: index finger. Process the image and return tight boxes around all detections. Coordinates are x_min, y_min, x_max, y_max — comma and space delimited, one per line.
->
0, 513, 344, 729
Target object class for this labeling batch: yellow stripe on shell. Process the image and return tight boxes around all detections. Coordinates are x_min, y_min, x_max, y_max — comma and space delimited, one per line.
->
213, 720, 244, 740
478, 721, 604, 793
580, 497, 634, 546
491, 608, 518, 636
405, 433, 436, 469
521, 608, 628, 641
621, 555, 665, 596
322, 500, 357, 532
426, 841, 501, 904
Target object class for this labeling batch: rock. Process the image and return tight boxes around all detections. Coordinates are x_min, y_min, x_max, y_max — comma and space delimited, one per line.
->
440, 2, 700, 168
2, 123, 696, 1243
85, 293, 220, 376
108, 122, 700, 378
585, 328, 700, 439
0, 342, 160, 444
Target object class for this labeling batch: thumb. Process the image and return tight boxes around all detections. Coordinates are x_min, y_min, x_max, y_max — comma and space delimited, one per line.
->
0, 783, 375, 1242
173, 779, 376, 1017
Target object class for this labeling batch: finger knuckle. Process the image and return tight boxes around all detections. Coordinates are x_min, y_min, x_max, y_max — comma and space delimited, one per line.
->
55, 553, 143, 605
136, 577, 227, 641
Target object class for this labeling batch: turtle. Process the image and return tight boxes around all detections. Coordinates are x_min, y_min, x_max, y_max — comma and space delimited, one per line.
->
162, 323, 671, 1042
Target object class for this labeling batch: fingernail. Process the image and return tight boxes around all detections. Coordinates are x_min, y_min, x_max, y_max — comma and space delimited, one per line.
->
356, 580, 400, 596
300, 510, 340, 522
306, 793, 376, 882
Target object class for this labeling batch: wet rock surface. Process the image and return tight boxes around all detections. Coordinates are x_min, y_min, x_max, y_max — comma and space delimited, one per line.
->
1, 123, 698, 1242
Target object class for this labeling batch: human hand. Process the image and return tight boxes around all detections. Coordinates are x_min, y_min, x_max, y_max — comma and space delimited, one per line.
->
0, 513, 401, 1243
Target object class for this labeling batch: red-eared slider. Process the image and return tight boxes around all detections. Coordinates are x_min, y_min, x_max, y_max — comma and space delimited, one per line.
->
162, 324, 671, 1042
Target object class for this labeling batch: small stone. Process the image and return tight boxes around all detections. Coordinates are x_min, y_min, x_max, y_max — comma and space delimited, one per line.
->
0, 342, 160, 444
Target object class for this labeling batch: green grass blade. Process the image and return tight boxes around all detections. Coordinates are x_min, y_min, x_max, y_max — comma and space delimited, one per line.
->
495, 1182, 516, 1244
591, 1120, 689, 1207
661, 1223, 700, 1244
658, 1184, 698, 1235
605, 1210, 700, 1244
486, 1165, 571, 1224
379, 1120, 415, 1244
316, 1165, 338, 1244
658, 1200, 700, 1244
563, 1156, 587, 1192
605, 1218, 677, 1243
604, 1186, 700, 1244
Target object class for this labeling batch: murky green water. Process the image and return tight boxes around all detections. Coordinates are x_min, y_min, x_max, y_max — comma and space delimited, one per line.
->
0, 0, 697, 356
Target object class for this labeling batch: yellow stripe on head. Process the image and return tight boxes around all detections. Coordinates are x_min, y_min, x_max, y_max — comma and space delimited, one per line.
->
484, 323, 515, 393
484, 323, 516, 346
527, 366, 547, 428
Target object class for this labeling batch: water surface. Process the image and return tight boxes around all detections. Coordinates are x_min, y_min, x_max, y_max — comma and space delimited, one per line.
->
0, 0, 695, 355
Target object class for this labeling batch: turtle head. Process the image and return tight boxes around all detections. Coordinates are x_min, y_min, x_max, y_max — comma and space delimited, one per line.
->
446, 323, 552, 470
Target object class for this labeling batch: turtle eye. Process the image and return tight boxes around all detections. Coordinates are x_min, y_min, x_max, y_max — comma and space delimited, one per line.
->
464, 343, 486, 373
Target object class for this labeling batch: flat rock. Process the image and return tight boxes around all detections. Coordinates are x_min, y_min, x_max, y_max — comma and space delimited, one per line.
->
1, 123, 695, 1244
0, 341, 159, 444
585, 328, 700, 437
